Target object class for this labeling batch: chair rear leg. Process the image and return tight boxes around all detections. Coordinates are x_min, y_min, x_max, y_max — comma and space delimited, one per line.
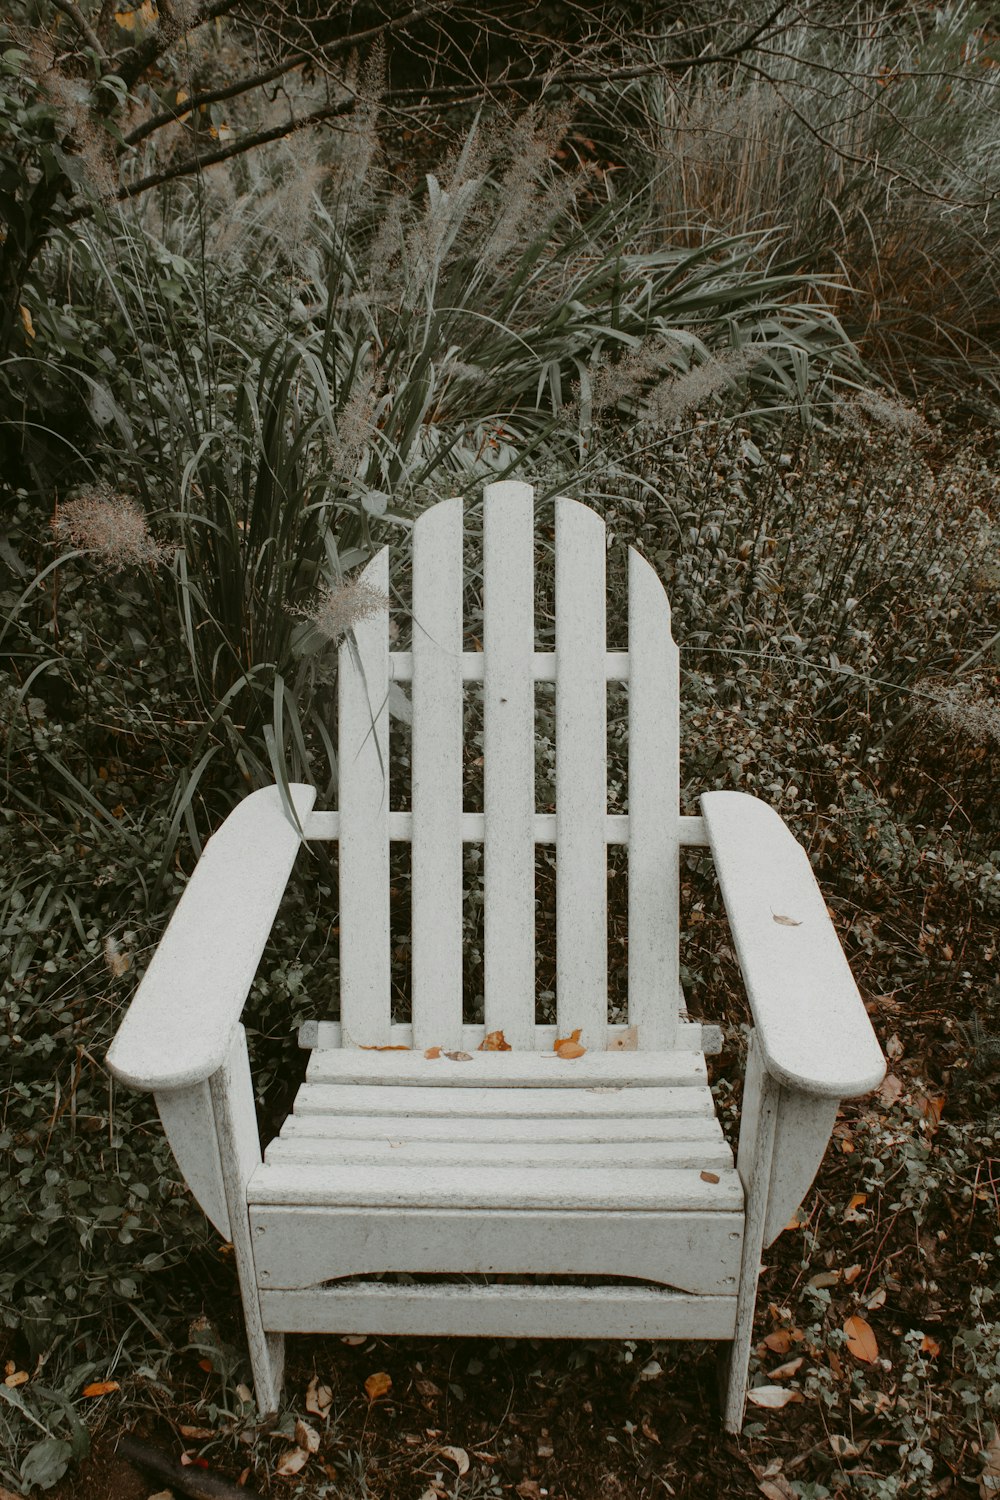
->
210, 1026, 285, 1417
722, 1032, 780, 1434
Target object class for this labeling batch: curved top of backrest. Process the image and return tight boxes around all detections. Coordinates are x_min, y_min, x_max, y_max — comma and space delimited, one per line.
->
335, 482, 680, 1053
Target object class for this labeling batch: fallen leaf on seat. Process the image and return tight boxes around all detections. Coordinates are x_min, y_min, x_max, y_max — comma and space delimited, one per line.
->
844, 1315, 879, 1363
700, 1170, 720, 1183
607, 1025, 638, 1051
438, 1446, 470, 1475
747, 1386, 801, 1409
772, 913, 802, 927
424, 1046, 441, 1059
305, 1376, 333, 1416
364, 1371, 393, 1401
359, 1044, 410, 1051
554, 1028, 586, 1059
444, 1050, 472, 1061
275, 1445, 309, 1476
478, 1030, 512, 1051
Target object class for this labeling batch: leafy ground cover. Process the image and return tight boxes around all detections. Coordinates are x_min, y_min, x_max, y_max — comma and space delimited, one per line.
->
2, 3, 1000, 1496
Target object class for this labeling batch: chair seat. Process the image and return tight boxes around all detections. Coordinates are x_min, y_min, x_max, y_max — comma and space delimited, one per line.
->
250, 1048, 741, 1213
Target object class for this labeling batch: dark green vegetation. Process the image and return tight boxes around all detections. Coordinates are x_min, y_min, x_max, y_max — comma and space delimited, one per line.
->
2, 2, 999, 1495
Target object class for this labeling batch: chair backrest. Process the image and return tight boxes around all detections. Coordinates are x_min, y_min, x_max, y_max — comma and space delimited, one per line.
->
331, 481, 681, 1053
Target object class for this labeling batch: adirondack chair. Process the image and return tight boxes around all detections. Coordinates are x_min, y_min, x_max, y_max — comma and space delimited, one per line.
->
106, 481, 885, 1432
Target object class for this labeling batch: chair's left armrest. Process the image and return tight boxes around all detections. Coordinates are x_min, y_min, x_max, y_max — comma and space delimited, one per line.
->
106, 784, 316, 1093
700, 791, 885, 1099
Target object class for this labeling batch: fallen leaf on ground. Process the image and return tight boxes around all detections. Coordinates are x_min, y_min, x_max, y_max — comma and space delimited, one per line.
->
516, 1483, 542, 1500
424, 1047, 441, 1059
746, 1386, 802, 1409
829, 1434, 861, 1458
877, 1073, 904, 1107
844, 1315, 879, 1363
275, 1445, 309, 1476
919, 1093, 945, 1127
147, 1491, 174, 1500
364, 1371, 392, 1401
843, 1264, 863, 1284
768, 1356, 804, 1380
808, 1270, 841, 1289
607, 1025, 638, 1051
415, 1378, 442, 1398
305, 1376, 332, 1416
3, 1371, 28, 1388
772, 913, 801, 926
700, 1170, 720, 1184
920, 1334, 941, 1357
178, 1424, 214, 1439
444, 1051, 472, 1062
844, 1192, 868, 1221
340, 1334, 366, 1346
886, 1032, 904, 1059
82, 1381, 119, 1398
640, 1415, 659, 1443
763, 1330, 792, 1355
639, 1358, 662, 1381
866, 1287, 887, 1310
478, 1030, 511, 1051
758, 1479, 797, 1500
980, 1425, 1000, 1500
294, 1419, 320, 1454
438, 1446, 470, 1475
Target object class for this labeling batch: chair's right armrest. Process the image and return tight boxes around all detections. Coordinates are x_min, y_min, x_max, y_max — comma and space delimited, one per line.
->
106, 784, 316, 1093
701, 791, 885, 1099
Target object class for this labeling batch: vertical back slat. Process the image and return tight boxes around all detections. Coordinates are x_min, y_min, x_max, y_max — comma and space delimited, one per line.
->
555, 498, 608, 1049
483, 481, 536, 1047
338, 548, 391, 1046
628, 546, 680, 1048
411, 497, 465, 1049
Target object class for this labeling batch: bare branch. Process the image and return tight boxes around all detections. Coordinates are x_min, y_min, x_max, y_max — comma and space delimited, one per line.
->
123, 0, 451, 147
49, 0, 107, 60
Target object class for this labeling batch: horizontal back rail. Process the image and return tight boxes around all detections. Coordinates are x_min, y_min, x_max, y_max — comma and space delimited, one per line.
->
305, 811, 709, 846
388, 651, 631, 682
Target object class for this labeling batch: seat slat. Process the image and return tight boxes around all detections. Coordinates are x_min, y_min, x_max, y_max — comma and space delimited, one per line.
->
292, 1083, 714, 1118
483, 481, 537, 1045
337, 548, 391, 1046
304, 1048, 707, 1087
411, 497, 464, 1048
280, 1113, 725, 1144
249, 1162, 743, 1211
555, 497, 608, 1048
264, 1137, 735, 1171
628, 546, 681, 1048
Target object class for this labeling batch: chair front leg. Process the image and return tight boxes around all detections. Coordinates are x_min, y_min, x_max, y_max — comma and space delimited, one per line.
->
210, 1025, 284, 1417
722, 1030, 780, 1433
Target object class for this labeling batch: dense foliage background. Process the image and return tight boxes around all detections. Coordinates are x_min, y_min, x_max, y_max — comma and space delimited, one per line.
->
1, 2, 999, 1495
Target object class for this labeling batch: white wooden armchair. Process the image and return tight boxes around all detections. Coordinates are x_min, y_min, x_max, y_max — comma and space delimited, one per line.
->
106, 482, 884, 1432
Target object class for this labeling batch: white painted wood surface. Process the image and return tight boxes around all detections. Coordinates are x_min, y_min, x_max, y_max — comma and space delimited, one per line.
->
292, 1083, 713, 1119
411, 496, 464, 1049
250, 1206, 743, 1292
628, 546, 681, 1048
555, 497, 608, 1047
483, 480, 536, 1046
297, 1019, 721, 1054
264, 1136, 735, 1171
764, 1089, 840, 1246
701, 791, 886, 1097
105, 783, 316, 1091
210, 1027, 284, 1415
260, 1284, 737, 1340
155, 1082, 229, 1239
303, 809, 711, 847
280, 1112, 726, 1145
304, 1048, 707, 1087
337, 547, 391, 1047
